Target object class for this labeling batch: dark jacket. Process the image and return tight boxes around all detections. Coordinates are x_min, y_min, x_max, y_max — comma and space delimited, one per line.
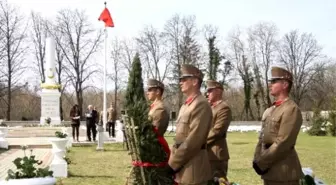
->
70, 109, 80, 124
85, 109, 98, 125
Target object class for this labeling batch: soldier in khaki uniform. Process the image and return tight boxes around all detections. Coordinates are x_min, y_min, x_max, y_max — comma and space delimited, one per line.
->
206, 80, 232, 181
253, 67, 304, 185
166, 64, 213, 185
146, 79, 170, 136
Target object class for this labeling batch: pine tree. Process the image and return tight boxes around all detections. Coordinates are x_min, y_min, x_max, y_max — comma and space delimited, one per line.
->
125, 53, 146, 113
207, 36, 221, 81
307, 107, 327, 136
329, 97, 336, 136
123, 53, 174, 185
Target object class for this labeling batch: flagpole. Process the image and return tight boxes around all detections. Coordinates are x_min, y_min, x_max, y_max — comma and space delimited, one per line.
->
103, 27, 107, 132
97, 2, 108, 151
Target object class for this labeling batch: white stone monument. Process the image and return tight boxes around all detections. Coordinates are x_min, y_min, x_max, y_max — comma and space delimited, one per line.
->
115, 120, 124, 142
40, 37, 61, 125
0, 126, 8, 149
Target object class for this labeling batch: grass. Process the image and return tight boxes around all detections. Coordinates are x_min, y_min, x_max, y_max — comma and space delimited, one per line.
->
57, 132, 336, 185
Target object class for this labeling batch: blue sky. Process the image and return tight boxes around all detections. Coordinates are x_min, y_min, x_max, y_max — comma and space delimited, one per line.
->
6, 0, 336, 90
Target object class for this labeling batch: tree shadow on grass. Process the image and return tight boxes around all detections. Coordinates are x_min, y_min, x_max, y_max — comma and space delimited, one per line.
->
231, 142, 250, 145
68, 171, 117, 179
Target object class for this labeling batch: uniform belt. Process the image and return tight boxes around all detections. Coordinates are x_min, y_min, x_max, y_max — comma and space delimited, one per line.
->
174, 142, 206, 150
264, 143, 295, 149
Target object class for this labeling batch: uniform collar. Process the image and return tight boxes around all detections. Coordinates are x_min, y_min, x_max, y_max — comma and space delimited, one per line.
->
272, 98, 289, 107
211, 100, 222, 107
150, 99, 161, 110
185, 93, 200, 105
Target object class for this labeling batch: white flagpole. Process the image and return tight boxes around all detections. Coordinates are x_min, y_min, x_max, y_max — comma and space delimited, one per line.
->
97, 26, 107, 151
103, 27, 107, 131
97, 1, 109, 150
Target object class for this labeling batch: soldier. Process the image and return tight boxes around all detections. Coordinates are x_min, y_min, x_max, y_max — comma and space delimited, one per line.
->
166, 64, 212, 185
206, 80, 232, 182
146, 79, 170, 136
253, 66, 304, 185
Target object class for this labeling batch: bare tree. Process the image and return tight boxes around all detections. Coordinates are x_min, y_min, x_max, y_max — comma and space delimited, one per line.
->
120, 38, 137, 73
162, 14, 200, 111
30, 11, 48, 83
227, 27, 255, 120
278, 30, 323, 106
0, 1, 28, 120
248, 22, 279, 110
180, 15, 201, 66
54, 9, 103, 117
110, 37, 125, 113
136, 25, 170, 81
163, 14, 184, 111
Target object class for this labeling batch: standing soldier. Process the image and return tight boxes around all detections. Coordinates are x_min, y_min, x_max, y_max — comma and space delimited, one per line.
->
146, 79, 170, 136
206, 80, 232, 182
253, 66, 304, 185
166, 64, 212, 185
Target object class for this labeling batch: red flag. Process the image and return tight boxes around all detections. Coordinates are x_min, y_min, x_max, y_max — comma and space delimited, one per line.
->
98, 7, 114, 27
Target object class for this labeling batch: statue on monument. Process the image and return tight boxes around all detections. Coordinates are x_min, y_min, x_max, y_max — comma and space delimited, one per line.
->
40, 37, 62, 125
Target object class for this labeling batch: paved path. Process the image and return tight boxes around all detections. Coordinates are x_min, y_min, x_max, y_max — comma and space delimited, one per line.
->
0, 148, 52, 180
0, 126, 120, 180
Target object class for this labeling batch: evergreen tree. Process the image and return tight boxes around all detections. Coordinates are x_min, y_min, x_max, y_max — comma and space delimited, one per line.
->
125, 52, 146, 115
327, 97, 336, 136
207, 36, 222, 80
307, 107, 327, 136
123, 53, 174, 185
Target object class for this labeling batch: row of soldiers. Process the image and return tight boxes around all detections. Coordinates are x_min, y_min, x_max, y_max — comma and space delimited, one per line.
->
147, 64, 304, 185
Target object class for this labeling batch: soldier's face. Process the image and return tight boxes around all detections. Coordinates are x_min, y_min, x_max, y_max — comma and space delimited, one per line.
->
146, 88, 157, 101
207, 88, 222, 103
179, 77, 194, 93
269, 79, 287, 96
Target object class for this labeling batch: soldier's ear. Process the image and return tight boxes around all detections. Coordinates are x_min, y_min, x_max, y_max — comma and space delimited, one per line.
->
282, 80, 289, 90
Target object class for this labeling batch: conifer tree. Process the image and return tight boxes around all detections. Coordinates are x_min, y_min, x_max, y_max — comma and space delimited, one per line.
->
123, 53, 174, 185
125, 52, 146, 113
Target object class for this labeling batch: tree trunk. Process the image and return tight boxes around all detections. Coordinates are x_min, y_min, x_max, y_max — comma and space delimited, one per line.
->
6, 77, 11, 120
59, 96, 64, 121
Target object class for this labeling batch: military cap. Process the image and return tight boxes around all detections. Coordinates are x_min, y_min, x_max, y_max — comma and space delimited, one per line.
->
180, 64, 203, 80
269, 66, 293, 82
147, 79, 164, 90
206, 80, 223, 91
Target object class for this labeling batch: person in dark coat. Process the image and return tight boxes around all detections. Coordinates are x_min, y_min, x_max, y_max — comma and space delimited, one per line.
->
70, 104, 80, 142
85, 104, 98, 142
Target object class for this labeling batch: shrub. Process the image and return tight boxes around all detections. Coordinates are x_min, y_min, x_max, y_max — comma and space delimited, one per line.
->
327, 98, 336, 136
307, 108, 327, 136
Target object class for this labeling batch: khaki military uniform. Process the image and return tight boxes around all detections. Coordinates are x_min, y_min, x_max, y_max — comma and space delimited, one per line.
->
148, 100, 170, 136
168, 93, 213, 185
207, 100, 232, 178
254, 99, 304, 185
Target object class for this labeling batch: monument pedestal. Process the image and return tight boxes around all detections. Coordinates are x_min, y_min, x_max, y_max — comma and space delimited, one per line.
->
49, 138, 68, 177
115, 120, 124, 143
96, 125, 105, 150
40, 89, 61, 125
40, 37, 62, 126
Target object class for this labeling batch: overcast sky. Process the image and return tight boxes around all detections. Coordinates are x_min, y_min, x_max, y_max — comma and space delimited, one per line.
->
6, 0, 336, 90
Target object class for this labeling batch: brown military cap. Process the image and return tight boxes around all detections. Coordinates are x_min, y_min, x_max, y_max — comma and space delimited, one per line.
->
147, 79, 164, 90
269, 66, 293, 82
180, 64, 204, 80
206, 80, 223, 91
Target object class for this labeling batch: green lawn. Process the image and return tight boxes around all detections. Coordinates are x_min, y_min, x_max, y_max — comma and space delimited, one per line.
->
57, 132, 336, 185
